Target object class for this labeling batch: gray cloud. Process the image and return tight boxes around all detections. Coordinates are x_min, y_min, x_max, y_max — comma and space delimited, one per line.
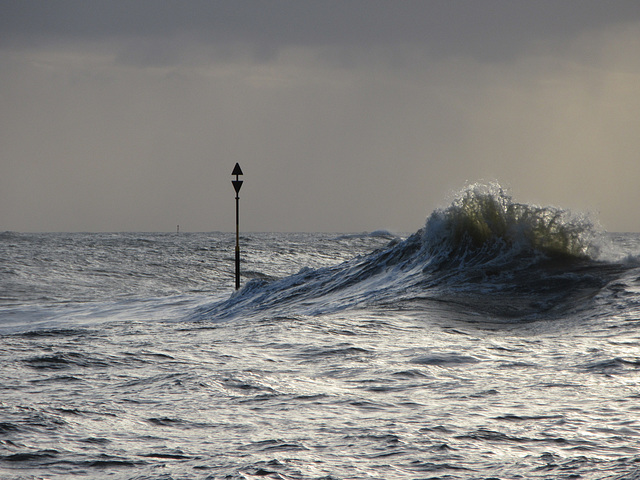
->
2, 1, 640, 232
4, 1, 640, 61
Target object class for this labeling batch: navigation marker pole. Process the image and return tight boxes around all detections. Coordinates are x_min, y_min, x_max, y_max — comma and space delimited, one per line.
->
232, 163, 244, 290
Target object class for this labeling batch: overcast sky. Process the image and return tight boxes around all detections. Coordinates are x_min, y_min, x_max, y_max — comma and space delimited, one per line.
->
2, 1, 640, 232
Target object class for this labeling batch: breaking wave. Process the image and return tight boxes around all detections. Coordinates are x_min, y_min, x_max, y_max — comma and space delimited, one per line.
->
424, 183, 598, 262
196, 183, 628, 323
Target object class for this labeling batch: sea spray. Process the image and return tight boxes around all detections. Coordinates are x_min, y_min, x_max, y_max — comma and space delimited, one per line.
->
423, 183, 600, 261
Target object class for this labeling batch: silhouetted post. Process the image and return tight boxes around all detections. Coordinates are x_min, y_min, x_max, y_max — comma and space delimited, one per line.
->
232, 163, 244, 289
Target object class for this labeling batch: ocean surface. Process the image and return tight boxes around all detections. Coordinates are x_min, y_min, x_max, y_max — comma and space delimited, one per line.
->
2, 184, 640, 480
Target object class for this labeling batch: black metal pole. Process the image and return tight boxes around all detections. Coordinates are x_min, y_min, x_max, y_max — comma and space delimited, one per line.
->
231, 163, 243, 290
235, 192, 240, 290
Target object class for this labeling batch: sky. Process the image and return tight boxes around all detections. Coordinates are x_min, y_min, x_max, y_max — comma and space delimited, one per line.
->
2, 1, 640, 233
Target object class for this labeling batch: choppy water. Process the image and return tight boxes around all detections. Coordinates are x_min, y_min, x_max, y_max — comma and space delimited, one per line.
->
2, 185, 640, 480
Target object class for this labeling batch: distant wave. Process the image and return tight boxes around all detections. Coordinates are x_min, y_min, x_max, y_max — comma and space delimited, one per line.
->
0, 231, 20, 240
334, 230, 399, 241
196, 183, 631, 323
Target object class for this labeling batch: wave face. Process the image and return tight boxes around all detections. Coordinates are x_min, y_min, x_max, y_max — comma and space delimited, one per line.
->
198, 184, 630, 323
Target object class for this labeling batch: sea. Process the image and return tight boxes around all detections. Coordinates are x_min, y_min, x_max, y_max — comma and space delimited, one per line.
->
2, 183, 640, 480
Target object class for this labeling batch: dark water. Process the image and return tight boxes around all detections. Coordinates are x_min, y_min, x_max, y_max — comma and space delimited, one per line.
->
2, 185, 640, 480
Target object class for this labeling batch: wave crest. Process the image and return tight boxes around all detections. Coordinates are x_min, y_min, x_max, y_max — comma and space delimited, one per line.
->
424, 183, 599, 261
195, 182, 624, 323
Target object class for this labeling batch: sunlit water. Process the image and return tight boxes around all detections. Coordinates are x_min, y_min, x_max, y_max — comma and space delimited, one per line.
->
2, 186, 640, 480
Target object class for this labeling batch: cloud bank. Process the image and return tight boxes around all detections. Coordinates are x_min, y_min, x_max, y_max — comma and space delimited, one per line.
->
2, 1, 640, 232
